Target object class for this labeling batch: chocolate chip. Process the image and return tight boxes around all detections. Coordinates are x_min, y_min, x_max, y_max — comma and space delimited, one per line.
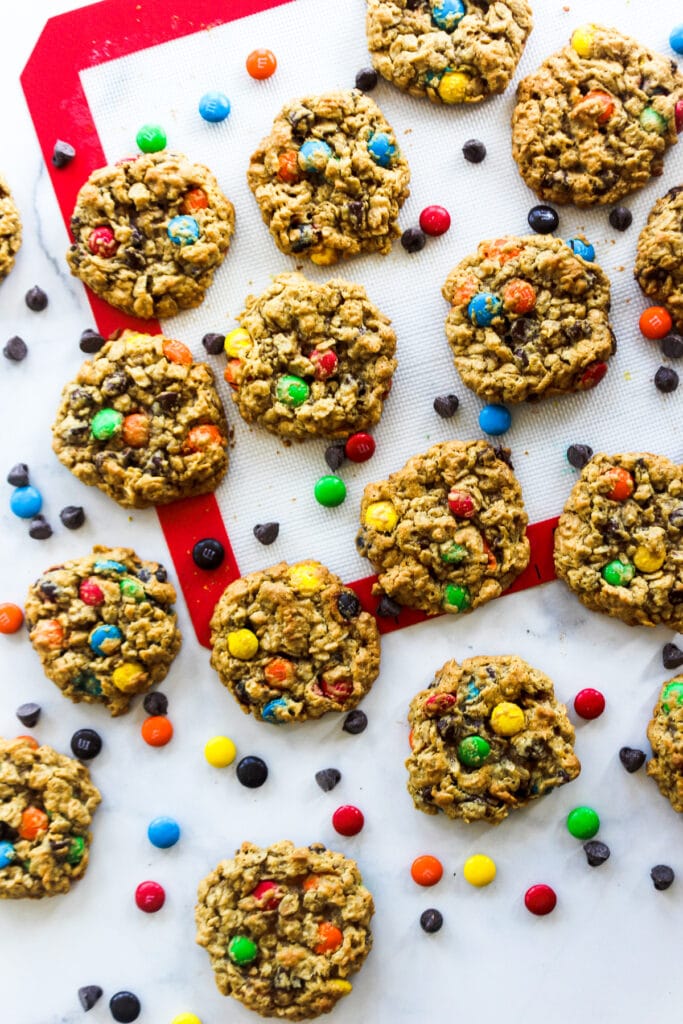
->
324, 442, 346, 471
102, 371, 128, 396
315, 767, 341, 791
16, 703, 41, 728
337, 591, 361, 619
3, 336, 27, 361
655, 366, 679, 392
253, 522, 279, 545
493, 446, 514, 469
79, 328, 106, 354
619, 746, 646, 773
420, 908, 443, 933
608, 206, 632, 231
663, 643, 683, 670
651, 864, 675, 891
52, 139, 76, 167
401, 227, 426, 253
155, 566, 167, 582
25, 286, 48, 311
377, 593, 401, 618
462, 139, 486, 163
342, 709, 368, 734
433, 394, 459, 418
29, 516, 52, 540
662, 333, 683, 359
202, 332, 225, 354
143, 691, 168, 716
60, 505, 85, 529
583, 840, 610, 867
137, 569, 151, 582
236, 755, 268, 788
192, 537, 225, 569
156, 390, 180, 411
355, 67, 378, 91
70, 728, 102, 760
109, 991, 141, 1023
567, 444, 594, 469
670, 589, 683, 605
6, 463, 29, 486
78, 985, 103, 1011
527, 204, 559, 234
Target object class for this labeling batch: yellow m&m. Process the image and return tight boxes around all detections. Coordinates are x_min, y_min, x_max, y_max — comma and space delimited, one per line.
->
227, 628, 259, 659
224, 328, 252, 358
438, 71, 470, 104
310, 248, 337, 266
328, 980, 352, 996
463, 854, 497, 887
634, 546, 666, 573
289, 562, 324, 594
112, 662, 147, 693
364, 501, 398, 533
490, 701, 525, 736
204, 735, 237, 767
571, 25, 596, 57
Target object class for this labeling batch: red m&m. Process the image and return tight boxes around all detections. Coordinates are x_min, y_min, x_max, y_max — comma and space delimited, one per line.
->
345, 433, 375, 462
573, 688, 605, 720
135, 880, 165, 913
332, 805, 364, 836
524, 883, 557, 916
419, 205, 451, 236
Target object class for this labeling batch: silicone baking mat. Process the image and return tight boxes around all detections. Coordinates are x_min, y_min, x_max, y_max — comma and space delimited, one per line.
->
21, 0, 682, 645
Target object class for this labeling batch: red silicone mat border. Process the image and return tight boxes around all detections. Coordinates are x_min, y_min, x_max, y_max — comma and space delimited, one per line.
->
20, 0, 558, 647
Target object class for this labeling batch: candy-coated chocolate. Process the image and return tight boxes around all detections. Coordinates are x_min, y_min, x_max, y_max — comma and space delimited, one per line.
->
579, 361, 608, 389
602, 466, 634, 501
640, 306, 673, 340
91, 408, 123, 440
420, 908, 443, 932
479, 403, 511, 435
419, 205, 451, 236
236, 755, 268, 787
32, 618, 64, 648
171, 1015, 202, 1024
109, 992, 141, 1023
332, 804, 364, 836
438, 70, 470, 103
162, 337, 193, 366
70, 728, 102, 760
112, 662, 146, 693
262, 697, 290, 722
264, 657, 295, 687
431, 0, 466, 31
167, 215, 200, 245
571, 25, 596, 57
10, 485, 42, 519
136, 123, 166, 152
135, 880, 165, 912
527, 204, 559, 234
315, 922, 343, 954
314, 475, 347, 507
411, 855, 443, 887
345, 433, 375, 462
228, 935, 259, 964
94, 559, 126, 573
276, 374, 310, 406
447, 489, 475, 517
573, 688, 605, 719
310, 349, 338, 379
502, 278, 536, 314
634, 546, 666, 572
320, 676, 354, 702
457, 735, 490, 766
639, 107, 668, 134
463, 854, 496, 887
119, 577, 145, 601
0, 840, 15, 868
524, 883, 557, 915
224, 327, 251, 358
185, 424, 224, 452
228, 628, 259, 660
198, 91, 231, 122
566, 806, 600, 840
440, 542, 468, 564
180, 187, 209, 214
89, 623, 122, 655
601, 560, 635, 586
0, 603, 23, 633
251, 879, 282, 910
367, 131, 397, 167
192, 538, 225, 570
87, 225, 118, 257
277, 150, 300, 183
364, 500, 398, 532
141, 716, 174, 747
147, 816, 181, 848
468, 291, 503, 326
443, 583, 470, 613
490, 702, 525, 736
425, 692, 457, 715
567, 238, 595, 261
121, 413, 150, 448
67, 836, 85, 864
289, 562, 323, 594
298, 139, 333, 172
661, 681, 683, 714
19, 806, 48, 840
246, 48, 277, 79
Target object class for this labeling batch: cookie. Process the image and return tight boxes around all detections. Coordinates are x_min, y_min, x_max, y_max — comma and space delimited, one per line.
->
634, 186, 683, 332
0, 737, 101, 898
24, 545, 181, 716
66, 151, 234, 318
647, 675, 683, 812
356, 440, 530, 616
512, 25, 683, 206
246, 90, 410, 264
554, 452, 683, 629
209, 561, 380, 723
226, 272, 397, 440
0, 174, 21, 281
195, 840, 373, 1020
365, 0, 533, 104
52, 330, 229, 508
442, 235, 616, 402
406, 655, 580, 824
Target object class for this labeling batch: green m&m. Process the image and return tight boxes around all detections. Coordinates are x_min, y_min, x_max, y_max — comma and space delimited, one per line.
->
601, 560, 635, 586
136, 123, 167, 152
66, 836, 85, 865
314, 475, 346, 508
91, 408, 123, 440
228, 935, 258, 965
276, 374, 310, 407
662, 681, 683, 714
440, 543, 468, 564
120, 578, 145, 601
457, 735, 491, 768
566, 805, 600, 840
443, 583, 470, 612
639, 107, 667, 134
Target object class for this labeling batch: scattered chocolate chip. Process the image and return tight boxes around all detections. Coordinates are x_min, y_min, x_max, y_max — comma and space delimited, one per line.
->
401, 227, 426, 253
79, 328, 106, 354
60, 505, 85, 529
608, 206, 632, 231
25, 286, 48, 311
420, 908, 443, 933
6, 463, 29, 487
662, 333, 683, 359
583, 840, 610, 867
651, 864, 675, 891
143, 691, 168, 716
355, 67, 378, 92
527, 204, 559, 234
70, 728, 102, 760
202, 331, 225, 354
192, 537, 225, 569
663, 643, 683, 670
377, 593, 402, 618
342, 709, 368, 735
16, 703, 41, 728
654, 366, 679, 392
567, 443, 594, 469
78, 985, 103, 1012
28, 516, 52, 540
619, 746, 646, 773
52, 139, 76, 168
324, 442, 346, 472
109, 991, 141, 1023
253, 522, 279, 545
155, 566, 167, 583
433, 393, 459, 418
315, 767, 341, 792
493, 446, 514, 469
3, 336, 27, 361
462, 139, 486, 163
236, 755, 268, 788
337, 591, 361, 619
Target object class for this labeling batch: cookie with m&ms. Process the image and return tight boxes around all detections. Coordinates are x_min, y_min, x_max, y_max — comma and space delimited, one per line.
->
52, 330, 229, 508
195, 840, 373, 1019
406, 655, 580, 824
0, 174, 22, 281
634, 186, 683, 333
554, 452, 683, 629
209, 561, 380, 723
647, 675, 683, 812
442, 235, 615, 402
356, 440, 530, 616
66, 151, 234, 318
24, 546, 181, 716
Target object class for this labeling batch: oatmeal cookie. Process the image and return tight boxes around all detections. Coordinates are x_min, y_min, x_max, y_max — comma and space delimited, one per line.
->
66, 151, 234, 318
511, 25, 683, 206
356, 440, 530, 616
442, 235, 615, 402
246, 90, 410, 264
554, 452, 683, 629
406, 655, 580, 824
52, 329, 229, 508
226, 272, 396, 440
365, 0, 533, 104
0, 175, 21, 281
647, 675, 683, 812
0, 737, 101, 899
635, 186, 683, 332
25, 545, 181, 716
195, 840, 373, 1020
209, 561, 380, 723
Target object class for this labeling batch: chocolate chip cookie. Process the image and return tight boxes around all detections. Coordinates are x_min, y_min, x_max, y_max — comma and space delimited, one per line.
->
195, 840, 373, 1020
554, 452, 683, 629
635, 186, 683, 332
406, 655, 580, 824
52, 330, 229, 508
0, 175, 21, 281
25, 545, 181, 716
356, 440, 530, 616
512, 25, 683, 206
226, 272, 397, 440
442, 235, 615, 402
647, 675, 683, 812
66, 151, 235, 318
209, 561, 380, 723
246, 90, 410, 264
365, 0, 533, 104
0, 737, 101, 898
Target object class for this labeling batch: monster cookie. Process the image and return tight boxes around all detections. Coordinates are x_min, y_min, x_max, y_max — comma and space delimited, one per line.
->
24, 545, 181, 716
554, 452, 683, 629
0, 175, 21, 281
356, 440, 530, 616
365, 0, 533, 104
635, 187, 683, 332
246, 90, 410, 263
209, 561, 380, 723
0, 737, 101, 898
225, 272, 397, 440
647, 675, 683, 812
195, 840, 373, 1020
512, 25, 683, 206
406, 655, 580, 824
52, 330, 229, 508
66, 151, 234, 318
442, 235, 615, 402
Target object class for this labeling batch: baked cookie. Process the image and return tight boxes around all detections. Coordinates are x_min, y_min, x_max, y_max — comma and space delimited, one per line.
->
0, 737, 101, 899
554, 452, 683, 629
195, 840, 373, 1020
365, 0, 533, 104
226, 272, 397, 440
647, 675, 683, 812
512, 25, 683, 206
0, 175, 21, 281
66, 151, 234, 318
25, 545, 181, 716
635, 186, 683, 332
52, 330, 229, 508
246, 90, 410, 264
209, 561, 380, 723
442, 235, 615, 402
406, 655, 580, 824
356, 440, 530, 616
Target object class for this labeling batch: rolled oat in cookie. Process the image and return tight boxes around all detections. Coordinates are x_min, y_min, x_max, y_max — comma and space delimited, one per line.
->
635, 186, 683, 332
66, 151, 234, 318
647, 675, 683, 812
443, 235, 615, 402
195, 840, 373, 1020
0, 174, 21, 281
226, 272, 396, 440
554, 452, 683, 629
246, 90, 410, 264
512, 25, 683, 206
209, 561, 380, 724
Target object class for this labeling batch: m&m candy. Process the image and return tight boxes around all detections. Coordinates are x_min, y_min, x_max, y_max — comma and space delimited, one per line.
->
411, 855, 444, 886
463, 854, 497, 887
332, 805, 364, 836
246, 48, 277, 79
136, 124, 166, 152
135, 880, 165, 912
573, 688, 605, 720
147, 816, 181, 848
141, 716, 174, 746
419, 205, 451, 236
167, 216, 200, 245
198, 91, 231, 122
10, 486, 42, 519
524, 883, 557, 915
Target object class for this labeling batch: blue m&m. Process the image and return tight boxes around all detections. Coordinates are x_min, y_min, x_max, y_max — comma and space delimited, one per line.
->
198, 91, 231, 122
298, 139, 333, 173
0, 841, 15, 869
262, 697, 289, 723
567, 238, 595, 262
479, 404, 512, 436
468, 292, 503, 327
367, 132, 397, 167
670, 24, 683, 54
147, 816, 181, 849
89, 623, 122, 655
167, 215, 200, 245
10, 486, 42, 519
431, 0, 466, 31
